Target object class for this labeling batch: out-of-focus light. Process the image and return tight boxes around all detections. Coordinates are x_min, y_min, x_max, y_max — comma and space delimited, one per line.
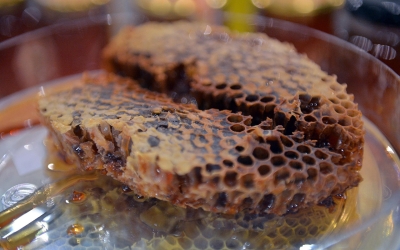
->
149, 0, 172, 16
382, 1, 400, 15
174, 0, 196, 16
252, 0, 271, 9
386, 146, 395, 155
330, 0, 345, 7
293, 0, 315, 14
137, 0, 150, 10
205, 0, 227, 9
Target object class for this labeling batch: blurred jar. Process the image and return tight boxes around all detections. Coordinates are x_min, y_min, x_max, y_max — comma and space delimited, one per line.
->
134, 0, 199, 20
32, 0, 111, 22
252, 0, 345, 16
333, 0, 400, 74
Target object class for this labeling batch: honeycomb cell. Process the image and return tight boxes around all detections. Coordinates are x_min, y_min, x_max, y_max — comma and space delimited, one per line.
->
258, 165, 271, 176
216, 83, 227, 89
307, 168, 318, 182
267, 138, 283, 154
304, 115, 317, 122
333, 105, 346, 114
230, 84, 242, 90
230, 124, 245, 132
274, 168, 290, 183
329, 97, 340, 104
178, 237, 193, 249
252, 147, 269, 160
257, 194, 275, 211
284, 151, 299, 159
206, 164, 221, 173
194, 237, 209, 250
297, 145, 311, 154
319, 162, 333, 174
271, 156, 286, 167
222, 159, 234, 168
224, 172, 238, 187
245, 94, 259, 102
338, 117, 352, 126
227, 115, 243, 123
340, 100, 353, 109
237, 155, 254, 166
210, 238, 224, 250
322, 116, 337, 125
260, 96, 275, 103
235, 146, 245, 152
226, 238, 241, 249
347, 109, 360, 117
329, 83, 341, 91
241, 174, 255, 189
337, 93, 347, 99
314, 150, 328, 160
302, 155, 316, 165
294, 173, 306, 184
280, 136, 294, 148
295, 227, 307, 237
289, 161, 303, 170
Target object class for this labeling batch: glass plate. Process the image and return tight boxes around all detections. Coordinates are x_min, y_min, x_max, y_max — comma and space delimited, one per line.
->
0, 12, 399, 250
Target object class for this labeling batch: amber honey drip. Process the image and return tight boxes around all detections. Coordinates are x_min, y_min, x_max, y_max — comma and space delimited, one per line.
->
70, 191, 87, 203
67, 224, 85, 235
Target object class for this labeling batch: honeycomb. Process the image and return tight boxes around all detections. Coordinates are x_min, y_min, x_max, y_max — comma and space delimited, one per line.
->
39, 71, 363, 216
26, 173, 349, 250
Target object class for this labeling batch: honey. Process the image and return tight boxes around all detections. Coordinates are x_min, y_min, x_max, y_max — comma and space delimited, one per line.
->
71, 191, 86, 203
67, 224, 84, 235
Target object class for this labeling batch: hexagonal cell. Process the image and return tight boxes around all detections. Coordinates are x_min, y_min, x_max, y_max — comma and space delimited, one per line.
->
329, 97, 340, 104
285, 151, 299, 159
206, 164, 221, 173
340, 100, 354, 109
314, 150, 328, 160
253, 147, 269, 160
307, 168, 318, 182
347, 109, 360, 117
289, 160, 303, 170
194, 237, 209, 250
322, 116, 337, 125
336, 93, 347, 100
224, 171, 238, 187
297, 145, 311, 154
258, 165, 271, 176
227, 114, 243, 123
237, 155, 254, 166
280, 135, 294, 148
240, 174, 255, 189
215, 83, 227, 89
222, 159, 234, 168
260, 95, 275, 103
319, 162, 333, 174
230, 84, 242, 90
274, 168, 290, 183
209, 238, 224, 250
271, 156, 286, 167
267, 137, 283, 154
245, 94, 259, 102
338, 117, 352, 126
304, 115, 317, 122
333, 105, 346, 114
230, 124, 245, 132
302, 155, 316, 165
257, 194, 275, 211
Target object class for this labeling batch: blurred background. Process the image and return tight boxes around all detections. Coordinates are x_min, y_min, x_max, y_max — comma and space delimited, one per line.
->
0, 0, 399, 74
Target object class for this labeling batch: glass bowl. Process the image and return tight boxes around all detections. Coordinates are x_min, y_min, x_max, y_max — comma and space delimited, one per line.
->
0, 12, 399, 250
